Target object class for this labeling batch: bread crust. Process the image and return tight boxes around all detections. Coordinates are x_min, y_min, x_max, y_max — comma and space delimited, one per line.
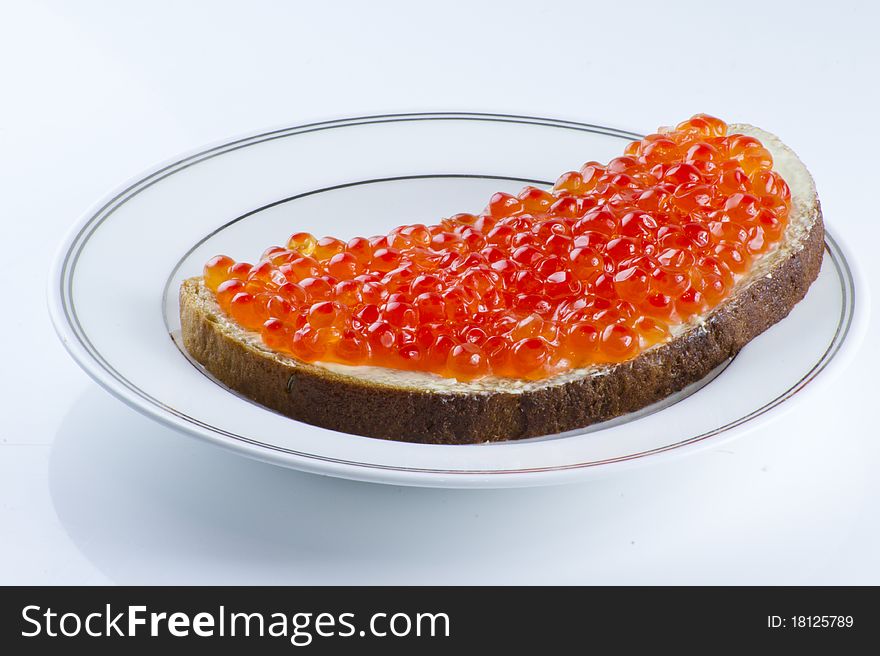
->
179, 126, 825, 444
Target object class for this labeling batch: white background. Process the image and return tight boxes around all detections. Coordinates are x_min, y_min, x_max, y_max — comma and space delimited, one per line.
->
2, 0, 878, 584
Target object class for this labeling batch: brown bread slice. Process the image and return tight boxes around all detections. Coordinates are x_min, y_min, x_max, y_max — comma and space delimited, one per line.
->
179, 124, 824, 444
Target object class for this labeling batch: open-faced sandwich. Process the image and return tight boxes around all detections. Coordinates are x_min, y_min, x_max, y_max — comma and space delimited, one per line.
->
180, 115, 823, 444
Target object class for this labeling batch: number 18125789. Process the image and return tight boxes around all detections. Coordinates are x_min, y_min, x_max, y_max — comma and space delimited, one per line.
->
767, 616, 854, 629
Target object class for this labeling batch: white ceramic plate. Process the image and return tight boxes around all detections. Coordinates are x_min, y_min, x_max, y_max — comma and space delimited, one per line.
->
49, 113, 864, 488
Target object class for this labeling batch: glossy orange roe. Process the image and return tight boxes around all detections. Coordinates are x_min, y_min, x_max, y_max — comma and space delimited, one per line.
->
204, 114, 791, 381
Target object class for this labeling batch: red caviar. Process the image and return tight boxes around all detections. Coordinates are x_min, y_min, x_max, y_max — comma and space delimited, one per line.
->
203, 115, 791, 381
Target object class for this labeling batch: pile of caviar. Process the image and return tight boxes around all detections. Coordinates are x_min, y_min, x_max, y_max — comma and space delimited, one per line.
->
204, 114, 791, 381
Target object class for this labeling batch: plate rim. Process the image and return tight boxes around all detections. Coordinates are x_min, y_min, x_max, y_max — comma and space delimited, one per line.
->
48, 112, 868, 487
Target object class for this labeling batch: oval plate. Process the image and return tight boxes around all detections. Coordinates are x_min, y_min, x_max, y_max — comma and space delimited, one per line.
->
49, 113, 864, 487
